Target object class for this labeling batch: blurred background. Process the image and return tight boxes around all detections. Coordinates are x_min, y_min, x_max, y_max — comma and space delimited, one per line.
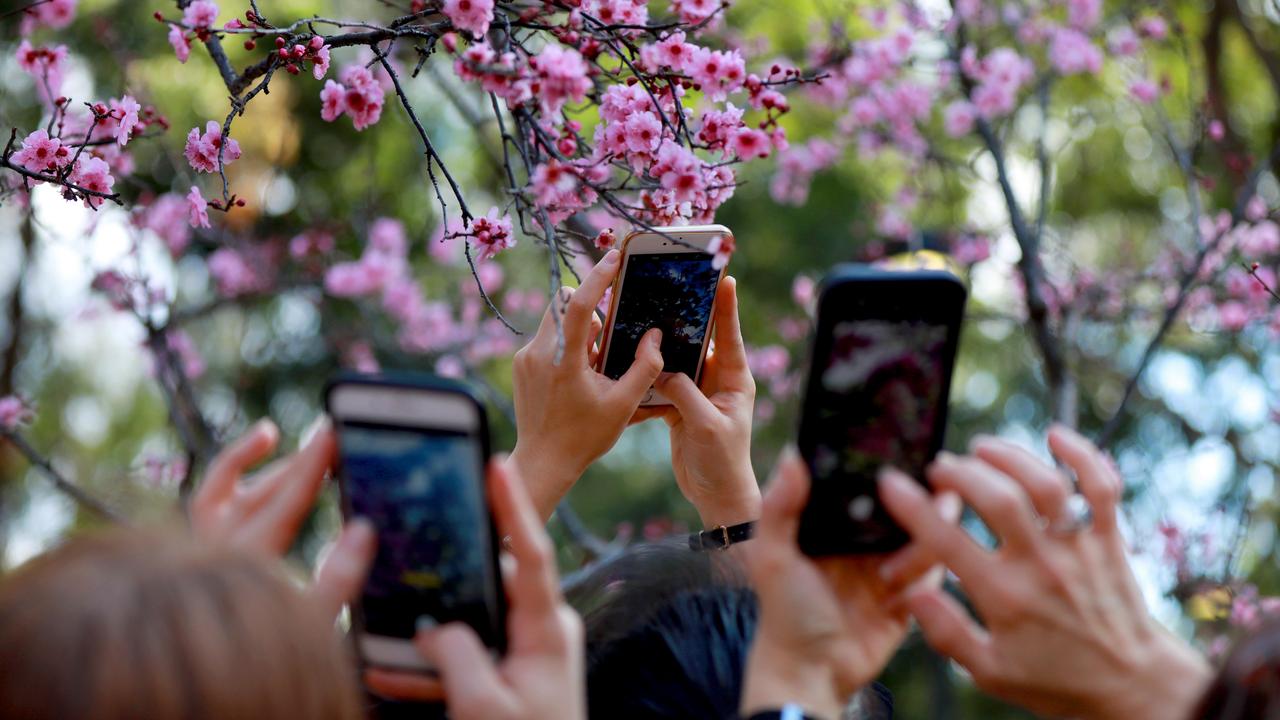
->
3, 0, 1280, 717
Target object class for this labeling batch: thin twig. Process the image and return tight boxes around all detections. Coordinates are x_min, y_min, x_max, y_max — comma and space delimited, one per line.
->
0, 429, 125, 522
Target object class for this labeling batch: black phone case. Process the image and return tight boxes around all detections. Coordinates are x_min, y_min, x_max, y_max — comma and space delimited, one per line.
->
795, 265, 967, 555
323, 372, 508, 670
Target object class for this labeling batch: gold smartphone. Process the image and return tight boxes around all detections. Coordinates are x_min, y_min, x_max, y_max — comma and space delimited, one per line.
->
595, 224, 731, 407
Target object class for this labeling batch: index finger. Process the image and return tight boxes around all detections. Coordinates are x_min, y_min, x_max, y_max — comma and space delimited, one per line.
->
193, 419, 279, 511
710, 276, 749, 374
877, 468, 993, 591
564, 249, 621, 354
488, 459, 562, 615
1048, 425, 1121, 534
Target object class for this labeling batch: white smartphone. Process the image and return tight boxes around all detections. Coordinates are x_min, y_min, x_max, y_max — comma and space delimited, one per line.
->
324, 375, 505, 673
596, 224, 731, 407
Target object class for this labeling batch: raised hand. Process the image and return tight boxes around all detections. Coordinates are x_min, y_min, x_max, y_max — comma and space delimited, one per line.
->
508, 248, 664, 520
190, 418, 335, 556
363, 461, 585, 720
637, 276, 760, 529
741, 450, 958, 718
879, 426, 1211, 720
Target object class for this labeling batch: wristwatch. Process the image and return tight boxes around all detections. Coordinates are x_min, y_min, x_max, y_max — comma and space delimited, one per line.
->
688, 519, 755, 551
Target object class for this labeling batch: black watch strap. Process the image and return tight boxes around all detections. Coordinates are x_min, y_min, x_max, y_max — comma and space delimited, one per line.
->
688, 520, 755, 551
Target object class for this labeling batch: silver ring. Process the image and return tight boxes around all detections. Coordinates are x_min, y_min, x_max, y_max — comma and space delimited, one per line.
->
1046, 494, 1092, 536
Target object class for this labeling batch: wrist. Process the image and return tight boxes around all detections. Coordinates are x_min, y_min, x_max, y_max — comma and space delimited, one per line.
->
1094, 630, 1211, 720
742, 639, 842, 720
691, 466, 761, 529
506, 444, 583, 522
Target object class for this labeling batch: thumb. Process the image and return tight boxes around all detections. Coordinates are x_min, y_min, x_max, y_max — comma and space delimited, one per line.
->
610, 328, 664, 406
415, 623, 512, 713
654, 372, 718, 427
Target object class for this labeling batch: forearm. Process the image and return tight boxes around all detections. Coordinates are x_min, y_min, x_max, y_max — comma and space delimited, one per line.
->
741, 640, 842, 720
506, 445, 583, 523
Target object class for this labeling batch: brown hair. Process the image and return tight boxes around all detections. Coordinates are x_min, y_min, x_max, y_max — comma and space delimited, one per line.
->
0, 526, 364, 720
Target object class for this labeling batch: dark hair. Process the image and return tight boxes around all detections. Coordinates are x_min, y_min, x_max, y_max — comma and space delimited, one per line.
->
569, 539, 892, 720
0, 526, 363, 720
1193, 620, 1280, 719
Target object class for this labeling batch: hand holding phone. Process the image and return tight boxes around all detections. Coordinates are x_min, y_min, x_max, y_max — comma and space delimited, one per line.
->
597, 225, 730, 407
362, 462, 587, 720
797, 266, 967, 555
508, 249, 665, 521
637, 276, 760, 530
326, 375, 506, 673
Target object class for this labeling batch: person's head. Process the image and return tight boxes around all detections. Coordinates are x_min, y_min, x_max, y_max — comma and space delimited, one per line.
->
570, 539, 891, 720
0, 526, 363, 720
1194, 620, 1280, 719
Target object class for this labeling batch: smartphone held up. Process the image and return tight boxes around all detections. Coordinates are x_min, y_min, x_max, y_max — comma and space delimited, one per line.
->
796, 266, 967, 555
325, 375, 506, 673
596, 224, 731, 406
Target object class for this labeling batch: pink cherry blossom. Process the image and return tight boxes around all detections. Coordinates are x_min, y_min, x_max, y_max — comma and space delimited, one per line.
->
344, 341, 380, 373
112, 95, 141, 146
137, 193, 193, 256
435, 355, 466, 379
1067, 0, 1101, 30
182, 0, 218, 29
184, 121, 242, 174
669, 0, 721, 26
320, 66, 386, 130
623, 112, 664, 154
1137, 16, 1168, 40
468, 208, 516, 261
641, 31, 696, 72
312, 44, 331, 79
325, 261, 384, 298
11, 129, 71, 174
15, 41, 68, 103
531, 45, 592, 118
747, 345, 790, 384
584, 0, 649, 29
943, 100, 976, 137
69, 157, 115, 208
654, 140, 705, 203
187, 186, 210, 228
729, 127, 770, 159
0, 395, 32, 430
207, 248, 261, 297
19, 0, 76, 35
707, 232, 735, 270
1130, 79, 1159, 104
969, 47, 1033, 118
168, 25, 192, 63
1208, 120, 1226, 141
1049, 28, 1103, 75
1108, 26, 1140, 57
442, 0, 495, 37
689, 47, 746, 101
791, 275, 815, 307
369, 218, 408, 258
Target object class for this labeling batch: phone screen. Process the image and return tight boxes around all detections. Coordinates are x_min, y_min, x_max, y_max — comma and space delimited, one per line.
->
336, 422, 500, 644
799, 273, 964, 554
603, 252, 720, 381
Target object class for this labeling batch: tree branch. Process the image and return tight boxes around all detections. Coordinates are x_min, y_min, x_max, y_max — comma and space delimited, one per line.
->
0, 429, 125, 523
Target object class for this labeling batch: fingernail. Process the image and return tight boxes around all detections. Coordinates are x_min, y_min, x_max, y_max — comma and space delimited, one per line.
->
934, 451, 958, 465
301, 415, 328, 446
416, 616, 437, 633
967, 434, 993, 452
603, 249, 620, 264
348, 517, 375, 544
649, 328, 663, 344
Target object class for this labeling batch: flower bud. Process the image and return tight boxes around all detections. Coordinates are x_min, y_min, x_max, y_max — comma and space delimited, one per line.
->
274, 36, 286, 48
244, 39, 256, 50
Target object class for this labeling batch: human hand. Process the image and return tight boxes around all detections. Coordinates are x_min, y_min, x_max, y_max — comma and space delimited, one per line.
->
363, 461, 585, 720
508, 248, 664, 521
190, 418, 335, 556
309, 518, 376, 624
878, 425, 1211, 720
634, 276, 760, 529
741, 450, 959, 718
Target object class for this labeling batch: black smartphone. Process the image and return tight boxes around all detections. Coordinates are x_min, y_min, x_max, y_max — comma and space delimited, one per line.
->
797, 266, 967, 555
325, 374, 506, 672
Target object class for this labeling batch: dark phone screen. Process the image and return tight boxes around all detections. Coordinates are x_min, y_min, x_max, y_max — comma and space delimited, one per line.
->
603, 252, 720, 381
336, 422, 499, 642
799, 279, 962, 553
